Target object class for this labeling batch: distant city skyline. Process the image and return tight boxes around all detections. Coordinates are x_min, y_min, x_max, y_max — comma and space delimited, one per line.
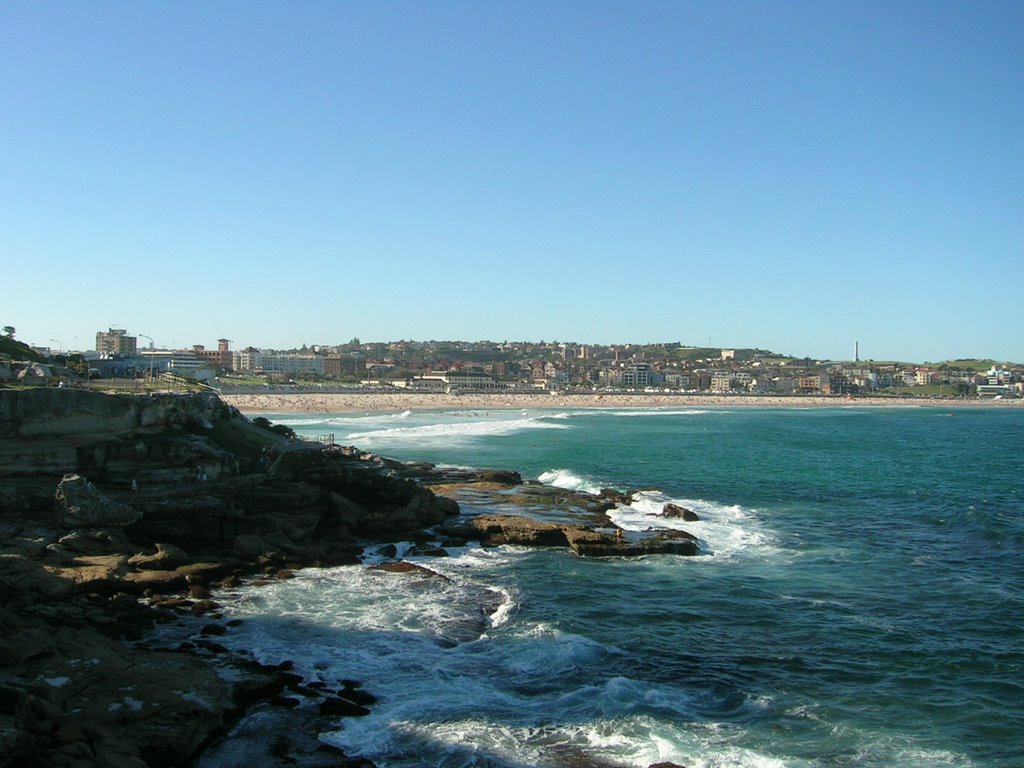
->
16, 327, 1023, 366
2, 2, 1022, 362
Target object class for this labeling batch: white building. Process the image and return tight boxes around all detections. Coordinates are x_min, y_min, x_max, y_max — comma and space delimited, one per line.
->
408, 371, 500, 392
137, 349, 203, 374
257, 353, 325, 376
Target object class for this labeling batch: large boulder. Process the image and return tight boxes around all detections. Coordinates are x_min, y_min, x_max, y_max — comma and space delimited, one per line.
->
55, 475, 142, 528
451, 514, 571, 547
57, 528, 134, 555
127, 542, 189, 570
661, 503, 700, 521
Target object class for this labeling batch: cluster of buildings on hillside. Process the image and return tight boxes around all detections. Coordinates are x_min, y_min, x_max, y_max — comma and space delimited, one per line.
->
14, 329, 1023, 399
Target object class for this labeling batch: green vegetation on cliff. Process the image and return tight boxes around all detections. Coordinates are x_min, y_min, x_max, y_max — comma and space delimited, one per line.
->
0, 333, 44, 363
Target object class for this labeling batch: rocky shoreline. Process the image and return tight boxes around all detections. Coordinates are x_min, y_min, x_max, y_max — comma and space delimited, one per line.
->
0, 389, 697, 768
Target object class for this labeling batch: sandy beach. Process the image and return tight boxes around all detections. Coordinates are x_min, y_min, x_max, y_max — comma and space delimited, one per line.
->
222, 390, 1020, 414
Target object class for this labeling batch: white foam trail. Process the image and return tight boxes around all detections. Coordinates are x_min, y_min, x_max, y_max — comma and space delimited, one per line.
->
346, 416, 568, 446
607, 491, 779, 561
538, 468, 603, 494
274, 409, 415, 427
605, 409, 716, 417
270, 416, 333, 426
487, 586, 517, 629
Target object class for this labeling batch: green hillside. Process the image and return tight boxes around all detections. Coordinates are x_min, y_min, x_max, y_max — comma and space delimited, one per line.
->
0, 334, 44, 362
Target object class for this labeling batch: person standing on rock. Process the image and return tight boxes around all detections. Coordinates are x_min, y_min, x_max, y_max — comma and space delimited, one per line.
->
131, 478, 138, 493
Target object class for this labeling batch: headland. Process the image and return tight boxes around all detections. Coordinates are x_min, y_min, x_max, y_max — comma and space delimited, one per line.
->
0, 388, 694, 768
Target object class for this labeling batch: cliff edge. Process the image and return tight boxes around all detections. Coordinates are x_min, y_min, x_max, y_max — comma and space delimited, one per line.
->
0, 388, 459, 768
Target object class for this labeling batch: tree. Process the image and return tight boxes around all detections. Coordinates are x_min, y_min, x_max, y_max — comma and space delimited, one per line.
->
2, 326, 13, 338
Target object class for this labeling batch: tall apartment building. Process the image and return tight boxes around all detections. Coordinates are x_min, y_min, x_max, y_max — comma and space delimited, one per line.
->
623, 363, 652, 388
95, 328, 137, 356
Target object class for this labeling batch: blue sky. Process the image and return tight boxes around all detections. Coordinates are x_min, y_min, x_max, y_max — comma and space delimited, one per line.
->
2, 1, 1021, 362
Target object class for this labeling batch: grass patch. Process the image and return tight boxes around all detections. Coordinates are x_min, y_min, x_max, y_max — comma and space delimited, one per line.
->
0, 336, 44, 362
936, 359, 1020, 371
207, 418, 280, 466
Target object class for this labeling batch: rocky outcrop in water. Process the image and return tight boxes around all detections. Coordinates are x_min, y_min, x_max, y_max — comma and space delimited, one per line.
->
442, 513, 700, 557
661, 502, 700, 521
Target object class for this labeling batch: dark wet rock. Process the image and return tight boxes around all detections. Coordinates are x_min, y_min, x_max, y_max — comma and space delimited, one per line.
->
407, 543, 448, 557
368, 561, 450, 580
187, 583, 211, 599
232, 533, 268, 561
277, 671, 304, 687
319, 696, 371, 717
598, 488, 631, 504
339, 681, 378, 706
661, 503, 700, 521
189, 599, 221, 614
476, 469, 523, 485
658, 528, 698, 542
231, 673, 287, 708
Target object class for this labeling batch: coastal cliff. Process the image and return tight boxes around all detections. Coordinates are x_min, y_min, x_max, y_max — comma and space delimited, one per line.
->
0, 389, 463, 768
0, 389, 697, 768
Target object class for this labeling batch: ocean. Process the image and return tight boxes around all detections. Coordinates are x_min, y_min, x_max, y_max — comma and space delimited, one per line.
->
196, 406, 1024, 767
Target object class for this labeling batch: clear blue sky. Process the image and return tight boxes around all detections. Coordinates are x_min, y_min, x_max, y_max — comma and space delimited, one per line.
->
2, 1, 1021, 362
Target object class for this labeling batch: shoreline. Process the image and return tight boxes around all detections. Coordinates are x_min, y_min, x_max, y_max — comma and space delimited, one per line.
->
222, 390, 1020, 414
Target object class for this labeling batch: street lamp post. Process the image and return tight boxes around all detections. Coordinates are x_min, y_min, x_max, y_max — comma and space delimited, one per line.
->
50, 339, 66, 387
138, 334, 155, 387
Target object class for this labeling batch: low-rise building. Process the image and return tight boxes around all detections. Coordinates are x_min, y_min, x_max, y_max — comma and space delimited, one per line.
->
408, 371, 500, 391
710, 374, 733, 392
798, 375, 831, 394
137, 349, 203, 375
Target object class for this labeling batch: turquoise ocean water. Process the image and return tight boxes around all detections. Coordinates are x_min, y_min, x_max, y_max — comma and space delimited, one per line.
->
201, 406, 1024, 767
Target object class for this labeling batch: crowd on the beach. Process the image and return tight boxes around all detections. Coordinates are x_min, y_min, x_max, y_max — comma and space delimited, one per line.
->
222, 391, 1018, 414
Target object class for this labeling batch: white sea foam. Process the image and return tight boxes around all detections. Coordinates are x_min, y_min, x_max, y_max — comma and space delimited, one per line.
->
538, 468, 603, 494
607, 490, 779, 561
346, 415, 568, 446
272, 409, 414, 428
604, 408, 716, 417
325, 711, 804, 768
186, 551, 826, 768
484, 586, 517, 629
